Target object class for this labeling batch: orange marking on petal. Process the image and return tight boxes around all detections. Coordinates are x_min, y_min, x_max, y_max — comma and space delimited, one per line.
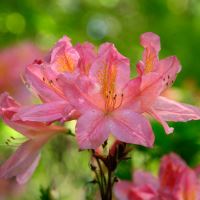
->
144, 48, 156, 73
57, 54, 74, 73
97, 64, 122, 113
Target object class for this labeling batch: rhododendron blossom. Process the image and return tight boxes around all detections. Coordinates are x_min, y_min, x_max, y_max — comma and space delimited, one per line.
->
137, 32, 200, 134
114, 153, 200, 200
58, 43, 156, 149
0, 32, 200, 191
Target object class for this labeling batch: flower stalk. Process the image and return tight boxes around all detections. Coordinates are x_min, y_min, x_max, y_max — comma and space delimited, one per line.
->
90, 141, 132, 200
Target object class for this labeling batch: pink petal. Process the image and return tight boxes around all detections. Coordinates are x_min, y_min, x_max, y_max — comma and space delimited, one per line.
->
121, 78, 141, 108
160, 153, 187, 175
111, 109, 155, 147
12, 101, 75, 123
148, 108, 174, 134
89, 42, 130, 93
114, 181, 133, 200
157, 56, 181, 92
139, 73, 163, 111
58, 74, 103, 113
0, 92, 20, 108
75, 42, 97, 75
134, 56, 181, 111
0, 93, 65, 139
176, 168, 198, 200
16, 154, 40, 184
136, 61, 145, 76
48, 36, 80, 73
0, 137, 47, 184
25, 63, 64, 102
46, 35, 72, 63
159, 153, 198, 199
140, 32, 161, 53
76, 110, 110, 149
122, 74, 163, 113
152, 96, 200, 122
136, 32, 160, 75
159, 153, 187, 192
133, 171, 159, 190
128, 186, 158, 200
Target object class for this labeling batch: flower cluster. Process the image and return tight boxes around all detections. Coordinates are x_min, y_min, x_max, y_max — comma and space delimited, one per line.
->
114, 153, 200, 200
0, 32, 200, 184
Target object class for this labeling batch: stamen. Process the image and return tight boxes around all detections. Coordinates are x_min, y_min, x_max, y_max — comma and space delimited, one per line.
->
49, 80, 53, 84
112, 94, 117, 110
115, 94, 124, 109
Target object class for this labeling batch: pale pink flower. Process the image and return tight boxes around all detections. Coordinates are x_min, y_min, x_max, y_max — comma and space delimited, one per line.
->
0, 92, 65, 184
11, 33, 200, 150
137, 32, 200, 134
58, 43, 156, 149
14, 36, 80, 123
15, 37, 97, 124
114, 153, 199, 200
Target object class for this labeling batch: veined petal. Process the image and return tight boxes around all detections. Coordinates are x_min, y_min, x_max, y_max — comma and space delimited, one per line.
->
148, 108, 174, 135
58, 74, 103, 113
0, 92, 65, 139
157, 56, 181, 92
25, 63, 64, 102
111, 109, 155, 147
122, 74, 163, 113
12, 101, 75, 123
75, 42, 97, 75
89, 42, 130, 95
3, 118, 65, 139
140, 32, 161, 53
137, 32, 160, 75
152, 96, 200, 122
0, 137, 47, 184
130, 56, 181, 113
47, 35, 79, 73
76, 110, 110, 149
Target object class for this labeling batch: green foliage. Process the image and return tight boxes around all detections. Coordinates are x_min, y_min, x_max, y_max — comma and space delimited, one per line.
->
39, 186, 52, 200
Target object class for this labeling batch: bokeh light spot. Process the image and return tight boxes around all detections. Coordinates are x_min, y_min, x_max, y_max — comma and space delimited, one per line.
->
6, 12, 26, 34
87, 16, 108, 40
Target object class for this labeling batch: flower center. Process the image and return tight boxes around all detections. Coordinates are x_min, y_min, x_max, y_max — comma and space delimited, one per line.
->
105, 91, 123, 113
97, 63, 123, 113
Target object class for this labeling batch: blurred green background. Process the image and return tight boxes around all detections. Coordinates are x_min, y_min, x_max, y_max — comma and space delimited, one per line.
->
0, 0, 200, 199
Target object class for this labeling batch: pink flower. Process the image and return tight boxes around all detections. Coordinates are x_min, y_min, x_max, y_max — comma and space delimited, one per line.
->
114, 153, 199, 200
0, 92, 65, 184
58, 43, 156, 149
10, 33, 200, 150
15, 36, 81, 123
137, 32, 200, 134
57, 32, 200, 150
